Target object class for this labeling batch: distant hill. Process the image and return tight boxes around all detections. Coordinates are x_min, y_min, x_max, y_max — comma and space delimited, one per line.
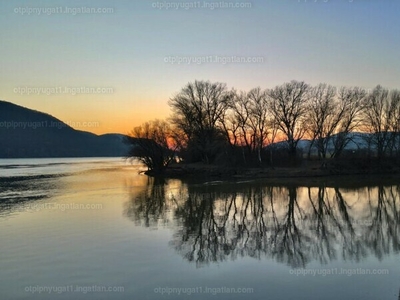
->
0, 100, 130, 158
270, 132, 378, 156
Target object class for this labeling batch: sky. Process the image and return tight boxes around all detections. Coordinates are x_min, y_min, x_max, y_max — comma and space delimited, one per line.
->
1, 0, 399, 135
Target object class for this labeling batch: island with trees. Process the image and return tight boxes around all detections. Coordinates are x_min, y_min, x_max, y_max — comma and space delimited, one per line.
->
125, 80, 400, 179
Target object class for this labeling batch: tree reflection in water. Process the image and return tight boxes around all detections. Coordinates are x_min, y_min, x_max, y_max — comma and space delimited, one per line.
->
125, 179, 400, 268
365, 185, 400, 259
124, 177, 175, 228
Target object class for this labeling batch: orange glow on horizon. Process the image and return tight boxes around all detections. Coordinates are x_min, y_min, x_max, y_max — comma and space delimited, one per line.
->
5, 96, 171, 136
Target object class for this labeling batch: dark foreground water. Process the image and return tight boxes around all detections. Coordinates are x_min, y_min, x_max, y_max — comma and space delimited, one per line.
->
0, 158, 399, 300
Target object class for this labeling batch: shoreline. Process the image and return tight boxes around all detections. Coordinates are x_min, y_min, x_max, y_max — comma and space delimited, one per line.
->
145, 162, 400, 187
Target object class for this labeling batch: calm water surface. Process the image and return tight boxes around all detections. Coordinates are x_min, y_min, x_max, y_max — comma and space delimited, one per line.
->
0, 158, 399, 300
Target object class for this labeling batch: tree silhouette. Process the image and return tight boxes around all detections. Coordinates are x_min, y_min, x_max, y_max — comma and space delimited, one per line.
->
126, 119, 177, 174
130, 80, 400, 170
361, 86, 400, 159
169, 80, 232, 164
267, 80, 309, 162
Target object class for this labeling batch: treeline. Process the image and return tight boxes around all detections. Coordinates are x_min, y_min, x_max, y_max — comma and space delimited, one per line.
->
126, 80, 400, 173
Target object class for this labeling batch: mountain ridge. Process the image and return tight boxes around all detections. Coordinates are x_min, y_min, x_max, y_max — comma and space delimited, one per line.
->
0, 100, 130, 158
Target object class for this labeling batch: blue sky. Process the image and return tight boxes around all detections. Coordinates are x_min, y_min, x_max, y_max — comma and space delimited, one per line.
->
1, 0, 399, 134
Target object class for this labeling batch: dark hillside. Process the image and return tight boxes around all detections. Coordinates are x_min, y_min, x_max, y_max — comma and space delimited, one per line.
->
0, 100, 129, 158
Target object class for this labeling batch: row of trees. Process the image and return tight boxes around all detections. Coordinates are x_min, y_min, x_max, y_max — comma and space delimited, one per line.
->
127, 80, 400, 173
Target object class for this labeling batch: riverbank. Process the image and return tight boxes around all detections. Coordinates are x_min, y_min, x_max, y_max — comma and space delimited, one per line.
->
145, 159, 400, 187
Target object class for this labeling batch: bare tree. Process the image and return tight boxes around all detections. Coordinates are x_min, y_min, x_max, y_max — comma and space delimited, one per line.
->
390, 90, 400, 156
247, 87, 271, 165
330, 86, 366, 158
361, 86, 400, 159
227, 89, 252, 164
219, 105, 241, 149
125, 119, 176, 174
306, 84, 339, 160
169, 80, 231, 163
224, 88, 271, 165
264, 118, 279, 168
267, 80, 310, 160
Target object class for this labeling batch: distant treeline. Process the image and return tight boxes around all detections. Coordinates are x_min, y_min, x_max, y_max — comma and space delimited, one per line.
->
126, 80, 400, 173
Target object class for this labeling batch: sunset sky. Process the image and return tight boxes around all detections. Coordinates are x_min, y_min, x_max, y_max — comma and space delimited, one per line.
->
1, 0, 399, 135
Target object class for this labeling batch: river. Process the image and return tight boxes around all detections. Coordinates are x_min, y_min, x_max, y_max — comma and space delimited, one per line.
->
0, 158, 399, 299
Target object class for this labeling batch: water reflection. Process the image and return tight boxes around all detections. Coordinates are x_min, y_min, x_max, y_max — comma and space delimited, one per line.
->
124, 177, 178, 227
125, 179, 400, 268
0, 175, 61, 216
